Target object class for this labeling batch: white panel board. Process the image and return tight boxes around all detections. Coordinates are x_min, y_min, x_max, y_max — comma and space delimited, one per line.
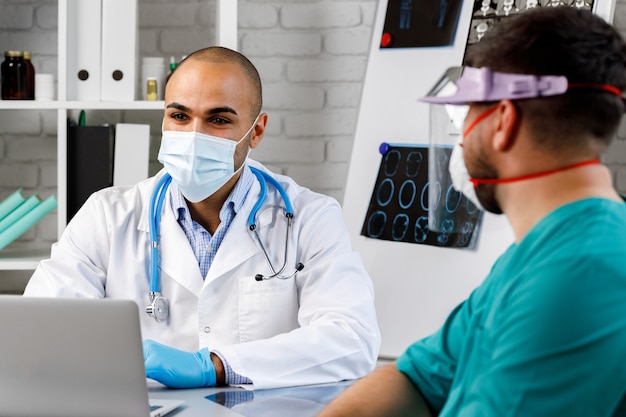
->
345, 0, 615, 357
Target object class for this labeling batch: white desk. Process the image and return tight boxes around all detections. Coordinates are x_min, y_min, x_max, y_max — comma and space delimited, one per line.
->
149, 380, 355, 417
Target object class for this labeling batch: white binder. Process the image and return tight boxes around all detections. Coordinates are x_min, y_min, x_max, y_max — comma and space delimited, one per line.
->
101, 0, 138, 101
113, 124, 151, 187
66, 0, 101, 101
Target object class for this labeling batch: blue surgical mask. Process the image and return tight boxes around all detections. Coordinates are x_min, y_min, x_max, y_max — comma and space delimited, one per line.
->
158, 116, 258, 202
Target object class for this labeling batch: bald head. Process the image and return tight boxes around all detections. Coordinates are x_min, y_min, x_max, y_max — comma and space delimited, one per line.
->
170, 46, 263, 119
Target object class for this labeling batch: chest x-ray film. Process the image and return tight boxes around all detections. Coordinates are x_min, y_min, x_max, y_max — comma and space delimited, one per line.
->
380, 0, 464, 48
361, 143, 482, 249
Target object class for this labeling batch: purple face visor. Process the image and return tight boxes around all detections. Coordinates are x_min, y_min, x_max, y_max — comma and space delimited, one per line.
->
421, 66, 623, 233
419, 66, 622, 105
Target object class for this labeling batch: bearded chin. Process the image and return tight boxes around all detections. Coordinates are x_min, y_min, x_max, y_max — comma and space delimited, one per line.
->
468, 146, 504, 214
475, 184, 503, 215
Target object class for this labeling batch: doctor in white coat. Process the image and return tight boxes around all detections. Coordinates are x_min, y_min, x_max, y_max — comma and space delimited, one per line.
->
24, 46, 380, 390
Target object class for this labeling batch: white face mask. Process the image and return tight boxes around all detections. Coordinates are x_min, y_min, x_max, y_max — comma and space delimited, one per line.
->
448, 140, 485, 211
158, 116, 258, 202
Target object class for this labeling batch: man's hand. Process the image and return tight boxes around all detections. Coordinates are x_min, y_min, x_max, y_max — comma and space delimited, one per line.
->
143, 339, 217, 388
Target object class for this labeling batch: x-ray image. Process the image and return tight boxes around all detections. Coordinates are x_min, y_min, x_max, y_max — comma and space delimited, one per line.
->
465, 0, 594, 47
571, 0, 593, 9
541, 0, 592, 7
380, 0, 464, 48
361, 144, 482, 249
541, 0, 574, 6
496, 0, 520, 15
467, 18, 496, 43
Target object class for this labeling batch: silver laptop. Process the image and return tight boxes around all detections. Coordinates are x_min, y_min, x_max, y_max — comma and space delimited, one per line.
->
0, 295, 182, 417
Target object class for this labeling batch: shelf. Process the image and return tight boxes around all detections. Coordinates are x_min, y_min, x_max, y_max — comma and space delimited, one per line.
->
0, 101, 60, 110
0, 1, 172, 273
0, 248, 50, 270
0, 100, 164, 110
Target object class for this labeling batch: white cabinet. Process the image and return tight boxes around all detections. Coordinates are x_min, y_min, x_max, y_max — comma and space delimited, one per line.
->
0, 0, 163, 270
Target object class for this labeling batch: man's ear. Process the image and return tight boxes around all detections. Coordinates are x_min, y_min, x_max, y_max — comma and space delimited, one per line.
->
492, 100, 519, 152
249, 113, 268, 149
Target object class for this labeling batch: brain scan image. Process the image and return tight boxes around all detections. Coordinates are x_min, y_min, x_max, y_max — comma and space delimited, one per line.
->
414, 216, 430, 243
406, 151, 423, 178
399, 180, 417, 209
457, 221, 475, 246
383, 149, 401, 177
376, 178, 395, 207
366, 211, 387, 238
445, 185, 462, 213
392, 213, 411, 241
424, 181, 442, 212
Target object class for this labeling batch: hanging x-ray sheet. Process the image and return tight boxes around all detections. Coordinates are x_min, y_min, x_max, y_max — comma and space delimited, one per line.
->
467, 0, 596, 45
381, 0, 464, 48
361, 143, 482, 249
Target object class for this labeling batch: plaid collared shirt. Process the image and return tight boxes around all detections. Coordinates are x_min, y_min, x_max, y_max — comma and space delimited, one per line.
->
171, 165, 254, 278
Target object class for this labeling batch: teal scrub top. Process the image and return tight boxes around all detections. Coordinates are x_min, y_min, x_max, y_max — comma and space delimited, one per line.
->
397, 198, 626, 417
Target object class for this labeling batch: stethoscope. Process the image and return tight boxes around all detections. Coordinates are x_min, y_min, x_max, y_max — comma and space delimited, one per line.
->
145, 166, 305, 322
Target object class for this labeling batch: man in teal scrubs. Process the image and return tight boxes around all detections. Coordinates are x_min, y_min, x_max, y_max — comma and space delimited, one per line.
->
319, 7, 626, 417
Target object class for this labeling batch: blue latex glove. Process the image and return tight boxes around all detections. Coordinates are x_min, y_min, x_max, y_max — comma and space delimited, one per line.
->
143, 339, 216, 388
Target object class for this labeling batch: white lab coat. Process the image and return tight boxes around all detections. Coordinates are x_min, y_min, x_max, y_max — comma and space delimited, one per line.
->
24, 160, 381, 389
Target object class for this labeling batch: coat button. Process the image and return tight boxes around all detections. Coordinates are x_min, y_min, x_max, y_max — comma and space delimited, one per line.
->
204, 326, 211, 333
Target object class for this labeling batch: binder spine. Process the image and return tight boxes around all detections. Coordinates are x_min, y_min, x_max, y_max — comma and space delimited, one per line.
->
100, 0, 138, 101
66, 0, 102, 101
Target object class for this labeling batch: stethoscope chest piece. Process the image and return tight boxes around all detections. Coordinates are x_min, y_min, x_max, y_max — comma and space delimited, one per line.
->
146, 292, 169, 323
248, 167, 305, 281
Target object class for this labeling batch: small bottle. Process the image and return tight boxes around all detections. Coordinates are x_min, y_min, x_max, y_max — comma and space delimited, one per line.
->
35, 73, 54, 101
1, 50, 27, 100
141, 56, 165, 100
170, 56, 178, 72
146, 77, 158, 101
166, 56, 178, 83
23, 51, 36, 100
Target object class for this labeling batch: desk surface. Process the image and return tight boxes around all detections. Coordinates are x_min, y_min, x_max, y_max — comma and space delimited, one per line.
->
149, 380, 355, 417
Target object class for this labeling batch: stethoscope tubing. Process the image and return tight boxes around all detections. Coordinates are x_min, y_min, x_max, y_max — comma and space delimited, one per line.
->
148, 166, 301, 296
149, 173, 172, 293
248, 167, 294, 228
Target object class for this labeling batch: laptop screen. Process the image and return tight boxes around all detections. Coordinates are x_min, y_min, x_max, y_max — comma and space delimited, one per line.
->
0, 296, 153, 417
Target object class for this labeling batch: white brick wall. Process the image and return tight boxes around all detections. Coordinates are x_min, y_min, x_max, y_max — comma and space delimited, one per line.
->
2, 0, 626, 251
0, 5, 34, 29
